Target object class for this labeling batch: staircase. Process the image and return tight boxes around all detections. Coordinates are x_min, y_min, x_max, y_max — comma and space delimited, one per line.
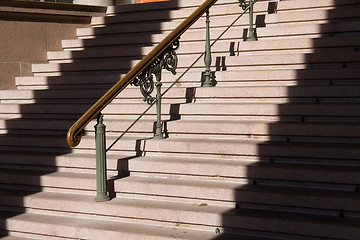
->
1, 0, 360, 239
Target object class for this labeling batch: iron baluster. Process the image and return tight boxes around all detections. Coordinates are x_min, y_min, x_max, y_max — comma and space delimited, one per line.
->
203, 10, 213, 87
239, 0, 257, 41
133, 40, 179, 139
94, 113, 110, 202
248, 0, 257, 41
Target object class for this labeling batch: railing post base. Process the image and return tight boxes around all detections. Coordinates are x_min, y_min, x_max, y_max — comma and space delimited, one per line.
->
95, 193, 111, 202
153, 133, 164, 140
247, 34, 257, 42
247, 0, 258, 42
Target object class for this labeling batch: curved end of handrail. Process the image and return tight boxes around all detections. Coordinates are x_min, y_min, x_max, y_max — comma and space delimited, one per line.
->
67, 126, 81, 147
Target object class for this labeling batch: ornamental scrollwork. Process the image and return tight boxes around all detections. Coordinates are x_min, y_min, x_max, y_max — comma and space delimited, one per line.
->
132, 39, 179, 105
238, 0, 257, 10
238, 0, 248, 10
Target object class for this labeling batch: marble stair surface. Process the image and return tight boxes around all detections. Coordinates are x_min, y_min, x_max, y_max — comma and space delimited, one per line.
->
0, 0, 360, 239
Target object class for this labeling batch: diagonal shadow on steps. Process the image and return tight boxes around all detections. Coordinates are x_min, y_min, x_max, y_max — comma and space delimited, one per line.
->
0, 0, 179, 238
212, 0, 360, 239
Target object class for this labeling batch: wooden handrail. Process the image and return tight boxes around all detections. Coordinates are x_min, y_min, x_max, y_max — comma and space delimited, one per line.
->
67, 0, 218, 147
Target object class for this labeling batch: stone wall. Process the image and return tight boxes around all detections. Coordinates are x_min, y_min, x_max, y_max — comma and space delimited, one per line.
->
0, 21, 85, 89
0, 0, 105, 89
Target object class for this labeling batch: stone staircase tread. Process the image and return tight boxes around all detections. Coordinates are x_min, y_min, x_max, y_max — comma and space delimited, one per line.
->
93, 1, 264, 26
63, 33, 359, 51
128, 154, 360, 175
0, 189, 232, 219
0, 187, 358, 229
45, 48, 360, 65
159, 135, 360, 146
115, 175, 355, 197
18, 66, 360, 82
0, 236, 36, 240
0, 209, 275, 240
257, 19, 360, 39
0, 167, 359, 214
277, 0, 359, 11
1, 150, 360, 185
3, 85, 360, 103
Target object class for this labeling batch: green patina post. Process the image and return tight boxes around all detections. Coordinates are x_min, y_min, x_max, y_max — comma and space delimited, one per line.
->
94, 113, 111, 202
247, 0, 257, 41
153, 68, 164, 140
203, 10, 213, 87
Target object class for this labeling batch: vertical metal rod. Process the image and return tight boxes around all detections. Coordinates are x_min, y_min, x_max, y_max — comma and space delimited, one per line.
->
203, 10, 213, 87
94, 113, 110, 202
247, 0, 257, 41
154, 72, 164, 139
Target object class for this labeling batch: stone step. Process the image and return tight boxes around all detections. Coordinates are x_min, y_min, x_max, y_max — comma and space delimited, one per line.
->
174, 102, 360, 117
15, 68, 360, 90
112, 176, 360, 214
61, 34, 359, 60
163, 119, 360, 139
106, 0, 209, 15
0, 124, 357, 153
1, 146, 360, 175
257, 20, 360, 39
85, 3, 360, 40
0, 168, 94, 191
105, 136, 360, 160
106, 0, 356, 16
1, 101, 360, 118
76, 13, 251, 38
35, 50, 360, 75
0, 194, 358, 239
108, 0, 353, 16
0, 236, 38, 240
277, 0, 360, 12
91, 1, 269, 26
0, 130, 359, 160
0, 209, 249, 240
0, 163, 359, 214
76, 4, 360, 39
236, 36, 360, 55
49, 40, 242, 62
118, 156, 360, 186
1, 102, 360, 120
0, 187, 358, 239
265, 5, 360, 26
50, 37, 360, 63
2, 110, 360, 139
6, 84, 360, 102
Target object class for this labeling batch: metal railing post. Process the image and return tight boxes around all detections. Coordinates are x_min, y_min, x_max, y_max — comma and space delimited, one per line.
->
154, 73, 164, 139
203, 10, 213, 87
247, 0, 257, 41
94, 113, 111, 202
